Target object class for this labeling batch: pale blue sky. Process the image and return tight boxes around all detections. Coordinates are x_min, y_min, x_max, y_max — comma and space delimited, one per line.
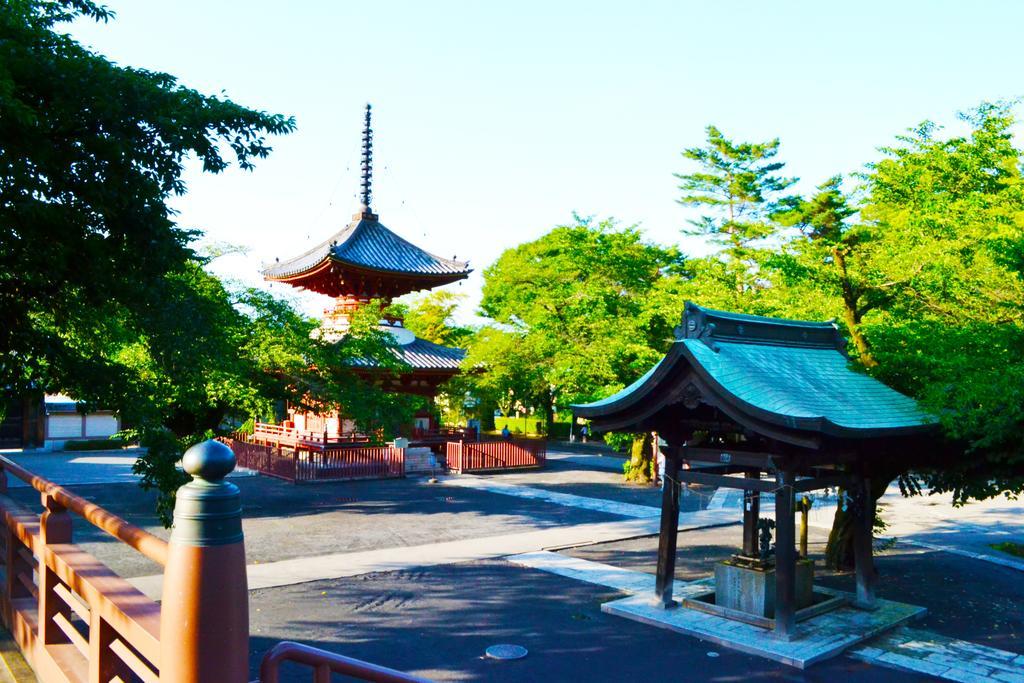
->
68, 1, 1024, 322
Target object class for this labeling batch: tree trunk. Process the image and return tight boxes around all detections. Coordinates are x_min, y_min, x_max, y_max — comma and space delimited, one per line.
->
833, 247, 877, 368
825, 494, 856, 570
825, 477, 893, 570
624, 432, 654, 483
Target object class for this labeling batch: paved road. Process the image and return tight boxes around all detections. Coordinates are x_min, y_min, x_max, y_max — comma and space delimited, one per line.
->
248, 559, 926, 683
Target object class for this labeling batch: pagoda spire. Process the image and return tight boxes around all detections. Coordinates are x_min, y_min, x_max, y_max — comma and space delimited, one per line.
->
360, 103, 373, 213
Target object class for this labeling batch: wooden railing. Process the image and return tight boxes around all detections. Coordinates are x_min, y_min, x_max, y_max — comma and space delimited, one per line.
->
250, 422, 370, 452
223, 437, 404, 483
297, 447, 404, 482
259, 641, 432, 683
0, 455, 167, 682
228, 437, 298, 481
445, 439, 546, 473
411, 427, 476, 443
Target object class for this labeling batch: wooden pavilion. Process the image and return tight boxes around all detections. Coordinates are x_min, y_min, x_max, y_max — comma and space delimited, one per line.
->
573, 302, 937, 639
261, 105, 471, 440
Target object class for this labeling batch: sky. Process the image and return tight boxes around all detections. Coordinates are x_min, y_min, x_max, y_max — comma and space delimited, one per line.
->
67, 1, 1024, 323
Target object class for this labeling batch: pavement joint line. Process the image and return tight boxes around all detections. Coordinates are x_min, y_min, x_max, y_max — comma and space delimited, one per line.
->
440, 476, 662, 519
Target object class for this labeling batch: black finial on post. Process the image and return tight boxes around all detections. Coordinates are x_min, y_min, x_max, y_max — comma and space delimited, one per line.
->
360, 103, 373, 212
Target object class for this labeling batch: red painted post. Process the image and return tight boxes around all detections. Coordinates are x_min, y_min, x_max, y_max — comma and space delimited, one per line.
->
159, 440, 249, 682
38, 492, 74, 647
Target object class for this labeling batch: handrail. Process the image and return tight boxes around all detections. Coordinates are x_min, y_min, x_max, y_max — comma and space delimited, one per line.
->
0, 455, 168, 566
259, 641, 433, 683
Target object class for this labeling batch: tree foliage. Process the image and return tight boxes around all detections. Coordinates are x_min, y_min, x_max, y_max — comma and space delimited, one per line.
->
0, 1, 400, 523
676, 126, 797, 269
394, 291, 473, 348
465, 216, 683, 426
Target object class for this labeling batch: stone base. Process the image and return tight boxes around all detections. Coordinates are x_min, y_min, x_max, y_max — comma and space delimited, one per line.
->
714, 559, 814, 618
404, 446, 440, 473
603, 585, 927, 669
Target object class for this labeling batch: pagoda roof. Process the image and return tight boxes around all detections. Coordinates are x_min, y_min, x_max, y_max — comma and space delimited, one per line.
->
263, 212, 470, 282
350, 332, 465, 373
574, 302, 937, 442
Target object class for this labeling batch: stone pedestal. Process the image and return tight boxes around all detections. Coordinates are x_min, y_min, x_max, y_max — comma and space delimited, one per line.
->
714, 559, 814, 618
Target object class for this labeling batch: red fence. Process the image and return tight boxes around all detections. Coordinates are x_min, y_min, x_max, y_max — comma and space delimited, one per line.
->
222, 437, 404, 483
446, 439, 546, 473
227, 437, 298, 481
296, 447, 404, 482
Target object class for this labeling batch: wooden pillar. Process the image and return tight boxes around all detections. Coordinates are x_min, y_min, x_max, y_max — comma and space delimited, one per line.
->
38, 493, 73, 647
160, 440, 249, 682
774, 467, 796, 639
853, 476, 877, 609
799, 496, 810, 559
742, 471, 760, 557
654, 446, 682, 608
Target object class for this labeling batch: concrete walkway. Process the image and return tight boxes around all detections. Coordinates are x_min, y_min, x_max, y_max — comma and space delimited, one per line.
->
852, 626, 1024, 682
442, 475, 661, 518
545, 449, 628, 471
129, 508, 737, 600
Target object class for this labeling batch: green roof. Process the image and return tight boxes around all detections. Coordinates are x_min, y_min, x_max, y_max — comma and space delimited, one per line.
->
574, 303, 937, 439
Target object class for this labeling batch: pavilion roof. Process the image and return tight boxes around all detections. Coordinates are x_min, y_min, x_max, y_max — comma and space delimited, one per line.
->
262, 212, 471, 282
574, 303, 937, 440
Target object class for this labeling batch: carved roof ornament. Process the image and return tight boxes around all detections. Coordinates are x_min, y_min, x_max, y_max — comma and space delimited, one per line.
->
360, 103, 374, 213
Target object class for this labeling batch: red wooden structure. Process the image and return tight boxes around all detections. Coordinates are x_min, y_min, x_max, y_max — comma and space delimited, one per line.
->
224, 437, 405, 483
251, 421, 370, 451
445, 439, 546, 473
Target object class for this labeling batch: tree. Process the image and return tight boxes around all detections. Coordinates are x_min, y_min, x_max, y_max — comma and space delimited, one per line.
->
676, 126, 797, 281
0, 1, 400, 523
767, 104, 1024, 566
858, 104, 1024, 503
468, 216, 683, 431
395, 291, 473, 347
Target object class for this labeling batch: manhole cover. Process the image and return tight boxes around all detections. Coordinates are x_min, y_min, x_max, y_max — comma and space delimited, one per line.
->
485, 644, 528, 660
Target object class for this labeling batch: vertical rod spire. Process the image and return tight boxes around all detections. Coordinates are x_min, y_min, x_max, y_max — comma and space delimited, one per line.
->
360, 103, 373, 211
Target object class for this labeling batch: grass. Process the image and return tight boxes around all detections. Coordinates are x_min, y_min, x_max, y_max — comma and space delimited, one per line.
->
989, 541, 1024, 559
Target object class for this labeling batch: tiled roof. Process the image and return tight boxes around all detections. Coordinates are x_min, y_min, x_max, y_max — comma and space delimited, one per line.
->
263, 214, 470, 279
351, 336, 465, 372
574, 303, 936, 438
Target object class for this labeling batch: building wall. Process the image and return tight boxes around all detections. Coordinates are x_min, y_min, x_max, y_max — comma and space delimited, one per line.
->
44, 412, 120, 450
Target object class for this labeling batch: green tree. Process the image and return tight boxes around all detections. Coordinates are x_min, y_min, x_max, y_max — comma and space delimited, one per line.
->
468, 216, 683, 433
676, 126, 797, 275
767, 104, 1024, 566
0, 1, 400, 523
396, 291, 473, 347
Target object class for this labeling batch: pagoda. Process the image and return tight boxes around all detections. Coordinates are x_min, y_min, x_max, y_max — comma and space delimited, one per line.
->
262, 104, 471, 437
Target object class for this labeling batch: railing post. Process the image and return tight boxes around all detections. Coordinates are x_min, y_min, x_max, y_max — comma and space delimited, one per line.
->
159, 439, 249, 682
38, 491, 74, 647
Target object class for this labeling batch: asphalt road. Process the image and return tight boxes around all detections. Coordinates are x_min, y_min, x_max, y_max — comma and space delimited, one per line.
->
248, 558, 931, 683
